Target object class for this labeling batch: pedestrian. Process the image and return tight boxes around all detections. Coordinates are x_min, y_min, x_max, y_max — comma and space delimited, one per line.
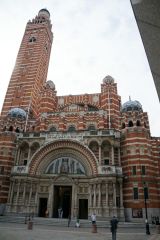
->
110, 216, 118, 240
91, 213, 96, 224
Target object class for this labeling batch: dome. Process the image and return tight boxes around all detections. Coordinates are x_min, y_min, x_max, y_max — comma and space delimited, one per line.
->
46, 80, 55, 90
122, 100, 143, 112
8, 108, 27, 119
103, 75, 114, 84
38, 8, 50, 19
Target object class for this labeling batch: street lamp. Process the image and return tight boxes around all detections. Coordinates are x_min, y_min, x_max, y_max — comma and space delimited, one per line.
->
143, 182, 150, 235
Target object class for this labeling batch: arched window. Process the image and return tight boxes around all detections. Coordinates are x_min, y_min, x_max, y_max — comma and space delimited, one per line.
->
128, 120, 133, 127
68, 125, 76, 132
29, 36, 36, 42
8, 126, 13, 131
122, 123, 125, 129
88, 124, 96, 131
15, 127, 20, 133
49, 126, 57, 132
136, 120, 141, 127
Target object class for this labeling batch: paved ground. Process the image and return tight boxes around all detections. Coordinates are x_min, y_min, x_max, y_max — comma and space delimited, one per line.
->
0, 222, 159, 240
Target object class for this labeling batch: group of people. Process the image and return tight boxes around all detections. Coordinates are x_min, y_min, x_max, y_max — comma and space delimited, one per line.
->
91, 213, 118, 240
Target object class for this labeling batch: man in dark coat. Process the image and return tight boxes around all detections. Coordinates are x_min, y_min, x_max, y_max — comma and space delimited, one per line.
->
110, 216, 118, 240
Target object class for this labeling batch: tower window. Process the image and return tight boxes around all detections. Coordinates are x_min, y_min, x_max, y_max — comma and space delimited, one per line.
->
104, 159, 109, 165
128, 120, 133, 127
68, 125, 76, 132
141, 165, 146, 175
132, 166, 136, 175
133, 187, 138, 200
136, 120, 141, 126
122, 122, 125, 129
29, 36, 36, 43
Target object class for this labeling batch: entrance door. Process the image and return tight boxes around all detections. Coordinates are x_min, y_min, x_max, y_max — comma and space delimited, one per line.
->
79, 199, 88, 219
53, 186, 72, 218
39, 198, 48, 217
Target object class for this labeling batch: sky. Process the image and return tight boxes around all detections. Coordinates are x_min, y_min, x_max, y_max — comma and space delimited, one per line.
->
0, 0, 159, 136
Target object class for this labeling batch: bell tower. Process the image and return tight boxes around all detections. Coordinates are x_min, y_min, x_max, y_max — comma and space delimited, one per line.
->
1, 9, 53, 118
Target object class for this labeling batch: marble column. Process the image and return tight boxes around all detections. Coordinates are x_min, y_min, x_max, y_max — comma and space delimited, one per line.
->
111, 145, 114, 165
106, 182, 109, 208
28, 147, 31, 163
98, 144, 102, 165
98, 183, 101, 207
22, 181, 26, 204
93, 184, 96, 208
89, 184, 92, 208
118, 147, 121, 166
48, 183, 53, 217
119, 181, 123, 208
28, 182, 32, 206
16, 180, 20, 204
113, 182, 116, 207
9, 180, 15, 204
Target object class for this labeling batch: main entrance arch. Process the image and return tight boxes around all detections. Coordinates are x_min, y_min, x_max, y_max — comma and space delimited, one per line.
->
28, 139, 98, 219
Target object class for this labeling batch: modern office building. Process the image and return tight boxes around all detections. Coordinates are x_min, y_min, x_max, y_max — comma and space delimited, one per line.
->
0, 9, 159, 222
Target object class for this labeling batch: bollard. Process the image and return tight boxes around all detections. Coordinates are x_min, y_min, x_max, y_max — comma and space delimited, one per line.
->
28, 220, 33, 230
92, 223, 97, 233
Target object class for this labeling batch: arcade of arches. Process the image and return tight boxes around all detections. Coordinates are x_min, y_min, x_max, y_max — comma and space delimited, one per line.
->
7, 139, 124, 220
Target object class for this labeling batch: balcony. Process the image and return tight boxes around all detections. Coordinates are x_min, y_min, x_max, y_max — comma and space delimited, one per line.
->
12, 166, 29, 174
98, 165, 122, 175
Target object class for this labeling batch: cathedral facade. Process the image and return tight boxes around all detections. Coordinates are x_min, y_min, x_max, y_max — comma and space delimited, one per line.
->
0, 9, 160, 222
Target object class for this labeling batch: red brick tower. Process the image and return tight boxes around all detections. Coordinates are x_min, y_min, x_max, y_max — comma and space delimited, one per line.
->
121, 99, 160, 221
0, 9, 53, 214
1, 9, 53, 119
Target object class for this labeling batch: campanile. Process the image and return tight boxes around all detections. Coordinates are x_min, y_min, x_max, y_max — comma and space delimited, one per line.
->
1, 9, 53, 118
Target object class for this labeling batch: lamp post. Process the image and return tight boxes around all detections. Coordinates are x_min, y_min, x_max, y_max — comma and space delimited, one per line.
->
143, 182, 150, 235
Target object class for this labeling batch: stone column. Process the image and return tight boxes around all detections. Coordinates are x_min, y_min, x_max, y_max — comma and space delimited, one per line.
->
23, 181, 26, 204
119, 181, 123, 208
9, 180, 15, 204
74, 183, 78, 218
98, 183, 101, 207
28, 147, 31, 163
93, 184, 96, 208
28, 182, 32, 206
118, 147, 121, 166
48, 183, 53, 217
98, 144, 102, 165
113, 182, 116, 207
16, 180, 20, 204
106, 182, 109, 208
111, 145, 114, 165
89, 184, 92, 208
16, 148, 20, 165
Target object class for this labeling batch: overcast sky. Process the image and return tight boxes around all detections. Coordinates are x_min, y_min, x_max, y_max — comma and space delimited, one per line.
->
0, 0, 159, 136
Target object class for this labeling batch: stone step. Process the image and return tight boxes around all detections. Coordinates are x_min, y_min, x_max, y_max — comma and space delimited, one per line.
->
0, 215, 155, 229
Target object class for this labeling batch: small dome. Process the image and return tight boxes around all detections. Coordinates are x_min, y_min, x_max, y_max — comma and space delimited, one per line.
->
122, 100, 143, 112
103, 75, 114, 84
38, 8, 50, 19
46, 80, 55, 90
8, 108, 27, 119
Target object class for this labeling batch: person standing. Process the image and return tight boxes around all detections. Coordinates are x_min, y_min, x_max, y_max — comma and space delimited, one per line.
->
110, 216, 118, 240
91, 213, 96, 224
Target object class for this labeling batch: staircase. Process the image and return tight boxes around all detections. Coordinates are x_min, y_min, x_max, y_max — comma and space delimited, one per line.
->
0, 215, 153, 229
